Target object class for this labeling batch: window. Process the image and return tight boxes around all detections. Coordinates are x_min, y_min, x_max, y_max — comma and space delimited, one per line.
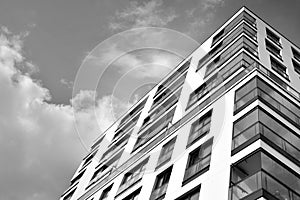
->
81, 150, 98, 168
229, 150, 300, 200
266, 28, 281, 46
293, 59, 300, 75
123, 188, 141, 200
187, 110, 212, 146
270, 56, 288, 79
234, 77, 300, 128
99, 185, 113, 200
119, 98, 147, 127
205, 56, 220, 76
134, 108, 176, 151
150, 167, 173, 200
188, 74, 218, 108
266, 39, 281, 58
176, 185, 200, 200
91, 136, 104, 150
212, 29, 225, 46
156, 58, 191, 96
118, 158, 148, 194
209, 41, 223, 56
183, 138, 213, 184
70, 170, 85, 186
232, 106, 300, 163
157, 137, 176, 168
292, 47, 300, 62
63, 189, 75, 200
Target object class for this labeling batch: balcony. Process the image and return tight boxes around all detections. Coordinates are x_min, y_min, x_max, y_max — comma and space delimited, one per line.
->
117, 171, 144, 195
150, 183, 168, 200
212, 11, 256, 46
156, 150, 173, 168
234, 80, 300, 128
183, 155, 210, 183
229, 171, 300, 200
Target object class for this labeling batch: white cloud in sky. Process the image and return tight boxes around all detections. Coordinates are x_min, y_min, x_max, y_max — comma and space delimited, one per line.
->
109, 0, 177, 31
0, 28, 130, 200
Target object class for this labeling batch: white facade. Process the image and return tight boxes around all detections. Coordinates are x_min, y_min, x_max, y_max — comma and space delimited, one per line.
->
61, 7, 300, 200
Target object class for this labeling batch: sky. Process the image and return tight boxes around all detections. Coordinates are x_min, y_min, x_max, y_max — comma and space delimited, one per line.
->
0, 0, 299, 200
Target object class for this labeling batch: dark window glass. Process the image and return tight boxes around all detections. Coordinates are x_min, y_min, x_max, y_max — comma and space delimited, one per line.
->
99, 185, 113, 200
183, 138, 213, 183
157, 137, 176, 167
212, 29, 225, 46
293, 59, 300, 75
229, 151, 300, 200
234, 77, 300, 127
123, 188, 141, 200
187, 110, 212, 146
150, 167, 173, 200
266, 39, 281, 58
156, 59, 191, 95
63, 189, 75, 200
270, 56, 288, 79
176, 185, 201, 200
232, 107, 300, 163
266, 28, 281, 45
118, 159, 148, 194
292, 47, 300, 62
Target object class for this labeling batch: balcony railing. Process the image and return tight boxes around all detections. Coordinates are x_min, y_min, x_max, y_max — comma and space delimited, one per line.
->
229, 171, 300, 200
232, 122, 300, 163
212, 11, 256, 46
150, 184, 169, 200
117, 171, 144, 195
234, 86, 300, 128
183, 155, 210, 182
156, 150, 173, 167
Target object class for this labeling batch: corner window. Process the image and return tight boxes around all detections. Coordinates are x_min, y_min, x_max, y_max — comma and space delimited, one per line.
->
292, 47, 300, 62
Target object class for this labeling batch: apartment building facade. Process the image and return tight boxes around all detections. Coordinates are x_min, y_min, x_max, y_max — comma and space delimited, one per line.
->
61, 7, 300, 200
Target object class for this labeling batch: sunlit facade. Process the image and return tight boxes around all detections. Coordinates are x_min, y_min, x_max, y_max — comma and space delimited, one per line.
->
61, 7, 300, 200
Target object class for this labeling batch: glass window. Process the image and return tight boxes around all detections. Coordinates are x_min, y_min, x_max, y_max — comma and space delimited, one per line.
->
63, 189, 76, 200
229, 151, 300, 200
123, 188, 141, 200
157, 137, 176, 167
270, 56, 287, 78
150, 167, 173, 200
266, 39, 281, 58
184, 138, 213, 183
176, 185, 200, 200
212, 29, 225, 46
266, 28, 281, 45
292, 47, 300, 62
99, 185, 112, 200
293, 59, 300, 75
187, 110, 212, 146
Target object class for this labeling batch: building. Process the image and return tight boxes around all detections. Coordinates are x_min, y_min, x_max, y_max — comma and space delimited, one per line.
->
61, 6, 300, 200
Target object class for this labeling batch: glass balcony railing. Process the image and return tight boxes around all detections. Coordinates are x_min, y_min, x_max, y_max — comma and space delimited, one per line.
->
212, 11, 256, 46
183, 155, 210, 182
235, 86, 300, 128
229, 171, 300, 200
117, 171, 144, 195
232, 122, 300, 162
150, 183, 168, 200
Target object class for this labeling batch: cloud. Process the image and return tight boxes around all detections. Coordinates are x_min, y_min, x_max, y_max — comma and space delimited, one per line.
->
109, 0, 177, 31
60, 78, 74, 89
0, 28, 130, 200
184, 0, 225, 37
